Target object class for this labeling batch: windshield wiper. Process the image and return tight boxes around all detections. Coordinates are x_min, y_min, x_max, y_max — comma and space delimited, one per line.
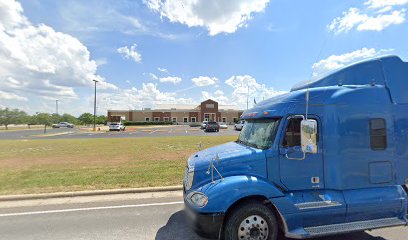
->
236, 139, 244, 144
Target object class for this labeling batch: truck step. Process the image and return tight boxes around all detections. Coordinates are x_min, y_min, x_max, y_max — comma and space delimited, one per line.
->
304, 217, 406, 237
295, 201, 342, 210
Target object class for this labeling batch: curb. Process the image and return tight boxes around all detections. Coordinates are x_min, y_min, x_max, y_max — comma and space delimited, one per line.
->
0, 186, 183, 202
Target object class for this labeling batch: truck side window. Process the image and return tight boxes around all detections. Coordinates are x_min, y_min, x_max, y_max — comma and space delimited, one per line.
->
370, 118, 387, 150
283, 118, 302, 147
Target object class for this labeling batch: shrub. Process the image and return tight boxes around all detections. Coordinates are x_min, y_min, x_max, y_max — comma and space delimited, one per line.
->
124, 121, 174, 126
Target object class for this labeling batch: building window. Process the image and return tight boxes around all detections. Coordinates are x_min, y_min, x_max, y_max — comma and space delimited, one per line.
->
191, 117, 196, 123
370, 118, 387, 150
145, 117, 150, 122
172, 117, 177, 122
206, 104, 214, 108
154, 117, 160, 122
233, 118, 238, 123
222, 117, 226, 123
183, 117, 188, 123
204, 114, 210, 121
164, 117, 169, 122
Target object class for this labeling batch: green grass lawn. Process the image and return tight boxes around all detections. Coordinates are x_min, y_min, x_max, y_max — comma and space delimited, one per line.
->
0, 136, 236, 195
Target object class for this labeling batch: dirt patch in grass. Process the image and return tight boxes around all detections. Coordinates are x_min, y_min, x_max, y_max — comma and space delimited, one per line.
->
0, 136, 236, 194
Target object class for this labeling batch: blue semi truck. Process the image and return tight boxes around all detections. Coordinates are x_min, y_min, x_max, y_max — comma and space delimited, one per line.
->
183, 56, 408, 239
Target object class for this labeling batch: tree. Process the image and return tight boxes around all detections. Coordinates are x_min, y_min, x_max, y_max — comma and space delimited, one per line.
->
32, 113, 52, 125
0, 108, 29, 130
60, 113, 80, 125
30, 113, 52, 133
96, 115, 107, 125
50, 113, 61, 124
78, 113, 94, 125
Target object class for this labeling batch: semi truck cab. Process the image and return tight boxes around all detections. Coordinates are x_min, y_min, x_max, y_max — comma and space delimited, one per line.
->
183, 56, 408, 240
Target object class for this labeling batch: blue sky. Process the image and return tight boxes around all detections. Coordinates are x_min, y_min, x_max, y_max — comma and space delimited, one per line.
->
1, 0, 407, 115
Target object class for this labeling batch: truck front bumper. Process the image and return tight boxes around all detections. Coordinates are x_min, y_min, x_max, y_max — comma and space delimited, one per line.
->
184, 201, 224, 239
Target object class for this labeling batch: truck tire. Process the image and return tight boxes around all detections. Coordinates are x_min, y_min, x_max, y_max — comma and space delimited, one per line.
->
224, 201, 278, 240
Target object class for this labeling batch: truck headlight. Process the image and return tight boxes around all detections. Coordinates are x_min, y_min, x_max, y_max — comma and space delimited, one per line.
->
189, 192, 208, 208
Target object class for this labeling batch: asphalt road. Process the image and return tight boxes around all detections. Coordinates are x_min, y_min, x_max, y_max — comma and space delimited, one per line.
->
0, 125, 240, 140
0, 192, 406, 240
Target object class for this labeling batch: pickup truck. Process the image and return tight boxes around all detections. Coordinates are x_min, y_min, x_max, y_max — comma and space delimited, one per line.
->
52, 122, 74, 128
183, 56, 408, 240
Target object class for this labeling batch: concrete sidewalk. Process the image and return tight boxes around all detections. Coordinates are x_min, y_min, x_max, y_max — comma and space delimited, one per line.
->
0, 186, 183, 202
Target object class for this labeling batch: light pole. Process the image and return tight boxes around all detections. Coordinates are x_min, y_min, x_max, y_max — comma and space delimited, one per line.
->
56, 100, 59, 115
93, 80, 98, 131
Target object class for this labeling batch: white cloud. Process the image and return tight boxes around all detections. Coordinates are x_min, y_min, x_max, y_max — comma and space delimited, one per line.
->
358, 9, 406, 30
214, 90, 224, 96
117, 44, 142, 63
329, 7, 406, 33
0, 90, 27, 101
201, 91, 228, 104
225, 75, 287, 108
312, 48, 393, 76
0, 0, 115, 104
149, 73, 159, 80
157, 67, 169, 73
365, 0, 408, 9
95, 58, 108, 66
98, 83, 193, 112
192, 76, 218, 86
144, 0, 271, 36
159, 76, 182, 84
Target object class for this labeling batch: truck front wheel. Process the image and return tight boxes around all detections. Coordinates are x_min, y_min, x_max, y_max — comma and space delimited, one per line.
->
224, 201, 278, 240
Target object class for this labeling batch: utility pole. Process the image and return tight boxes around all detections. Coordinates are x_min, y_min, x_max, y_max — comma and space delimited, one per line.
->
56, 100, 59, 115
93, 80, 98, 131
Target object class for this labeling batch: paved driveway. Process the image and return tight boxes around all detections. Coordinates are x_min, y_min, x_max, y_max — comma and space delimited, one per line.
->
0, 125, 240, 140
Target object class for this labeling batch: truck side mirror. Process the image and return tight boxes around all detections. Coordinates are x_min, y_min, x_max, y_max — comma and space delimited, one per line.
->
301, 119, 318, 154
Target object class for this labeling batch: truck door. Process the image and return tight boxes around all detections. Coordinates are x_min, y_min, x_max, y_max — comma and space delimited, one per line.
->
278, 115, 324, 190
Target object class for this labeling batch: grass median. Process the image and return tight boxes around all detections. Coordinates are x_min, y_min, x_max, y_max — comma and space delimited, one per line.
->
0, 135, 237, 195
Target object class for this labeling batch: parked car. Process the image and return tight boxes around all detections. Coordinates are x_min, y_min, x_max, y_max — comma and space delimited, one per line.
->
219, 122, 228, 129
200, 121, 208, 129
109, 122, 125, 131
205, 121, 219, 132
234, 120, 245, 130
52, 122, 74, 128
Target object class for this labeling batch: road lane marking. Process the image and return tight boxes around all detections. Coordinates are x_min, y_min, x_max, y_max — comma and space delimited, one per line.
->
149, 129, 158, 134
0, 201, 184, 217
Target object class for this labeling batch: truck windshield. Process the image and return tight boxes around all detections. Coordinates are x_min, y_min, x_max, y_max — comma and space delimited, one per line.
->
237, 118, 280, 149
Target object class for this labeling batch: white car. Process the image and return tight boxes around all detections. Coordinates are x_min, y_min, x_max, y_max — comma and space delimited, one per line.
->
109, 122, 126, 131
200, 121, 208, 129
219, 122, 228, 129
234, 120, 245, 131
52, 122, 74, 128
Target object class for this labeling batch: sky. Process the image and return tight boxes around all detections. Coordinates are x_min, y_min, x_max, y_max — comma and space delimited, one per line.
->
0, 0, 407, 116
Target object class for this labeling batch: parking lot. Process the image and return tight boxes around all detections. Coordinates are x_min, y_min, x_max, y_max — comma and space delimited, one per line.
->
0, 125, 240, 140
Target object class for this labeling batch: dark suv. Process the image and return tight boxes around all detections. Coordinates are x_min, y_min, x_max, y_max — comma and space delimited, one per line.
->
205, 121, 219, 132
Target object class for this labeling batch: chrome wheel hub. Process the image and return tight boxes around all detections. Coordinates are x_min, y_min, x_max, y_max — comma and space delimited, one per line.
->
238, 215, 269, 240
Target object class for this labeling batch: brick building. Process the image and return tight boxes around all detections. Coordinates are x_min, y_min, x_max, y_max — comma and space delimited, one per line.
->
107, 99, 243, 124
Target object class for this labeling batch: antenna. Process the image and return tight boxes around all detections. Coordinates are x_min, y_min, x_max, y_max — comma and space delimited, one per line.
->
305, 34, 331, 120
246, 85, 249, 110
